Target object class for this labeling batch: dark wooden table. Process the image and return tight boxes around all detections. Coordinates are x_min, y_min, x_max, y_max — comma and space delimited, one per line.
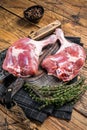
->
0, 0, 87, 130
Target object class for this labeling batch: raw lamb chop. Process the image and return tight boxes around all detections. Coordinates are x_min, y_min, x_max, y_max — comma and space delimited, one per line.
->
41, 28, 86, 81
2, 35, 57, 77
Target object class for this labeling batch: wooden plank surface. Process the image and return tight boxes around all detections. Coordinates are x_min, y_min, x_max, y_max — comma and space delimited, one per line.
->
0, 0, 87, 130
0, 105, 37, 130
1, 0, 87, 46
74, 91, 87, 116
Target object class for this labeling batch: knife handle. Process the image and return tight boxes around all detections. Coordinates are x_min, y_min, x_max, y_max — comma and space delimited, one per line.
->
29, 20, 61, 40
0, 78, 24, 108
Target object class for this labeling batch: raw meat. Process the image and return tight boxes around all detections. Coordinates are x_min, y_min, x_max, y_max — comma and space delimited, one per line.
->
2, 35, 57, 77
41, 28, 86, 81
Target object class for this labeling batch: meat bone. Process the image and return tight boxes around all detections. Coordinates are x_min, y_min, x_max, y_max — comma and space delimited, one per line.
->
0, 20, 61, 108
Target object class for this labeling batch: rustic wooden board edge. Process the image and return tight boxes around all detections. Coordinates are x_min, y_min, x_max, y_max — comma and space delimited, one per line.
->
28, 20, 61, 40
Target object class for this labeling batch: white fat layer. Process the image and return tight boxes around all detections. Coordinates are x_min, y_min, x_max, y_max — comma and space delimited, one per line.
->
12, 47, 25, 59
7, 64, 21, 73
27, 39, 42, 56
68, 54, 78, 62
56, 40, 71, 53
50, 56, 63, 61
35, 46, 42, 56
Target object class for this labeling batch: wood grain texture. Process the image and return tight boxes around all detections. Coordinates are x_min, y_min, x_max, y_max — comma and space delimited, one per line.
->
0, 0, 87, 130
0, 105, 37, 130
29, 0, 87, 45
1, 0, 87, 46
38, 110, 87, 130
0, 7, 38, 51
74, 91, 87, 116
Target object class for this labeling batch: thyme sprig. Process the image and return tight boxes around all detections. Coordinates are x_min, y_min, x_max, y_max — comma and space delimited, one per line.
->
24, 76, 87, 108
